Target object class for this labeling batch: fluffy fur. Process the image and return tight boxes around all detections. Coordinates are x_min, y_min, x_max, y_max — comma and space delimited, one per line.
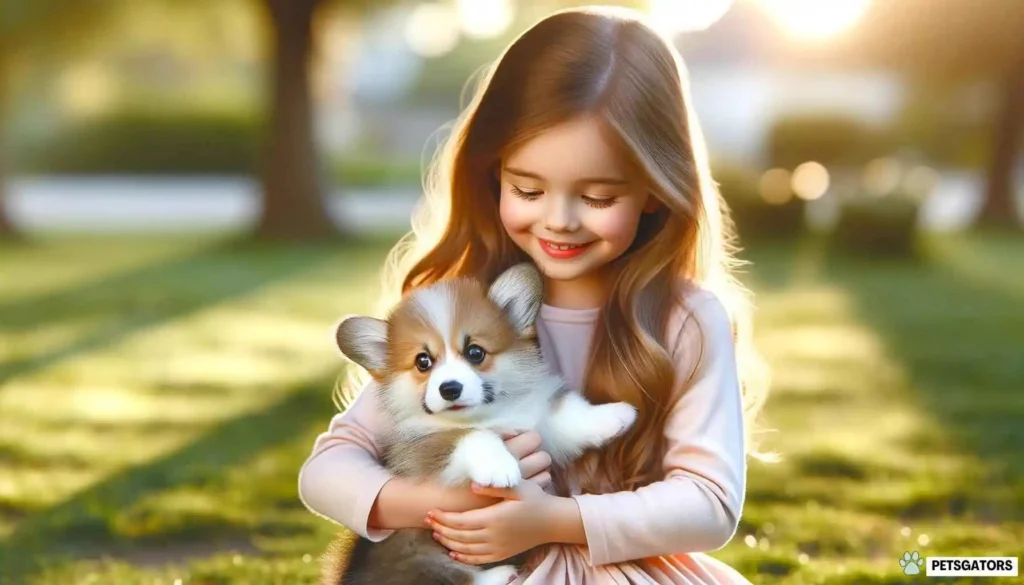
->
322, 263, 637, 585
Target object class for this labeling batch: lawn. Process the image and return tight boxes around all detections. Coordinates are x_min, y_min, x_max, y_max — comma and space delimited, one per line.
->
0, 232, 1020, 584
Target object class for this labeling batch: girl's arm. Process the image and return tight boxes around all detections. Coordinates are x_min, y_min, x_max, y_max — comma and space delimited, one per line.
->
368, 470, 501, 531
298, 382, 494, 539
297, 382, 399, 540
299, 382, 543, 539
566, 291, 747, 566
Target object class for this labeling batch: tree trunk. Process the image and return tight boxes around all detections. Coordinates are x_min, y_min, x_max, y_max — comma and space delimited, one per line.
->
0, 164, 20, 241
976, 65, 1024, 230
255, 0, 338, 240
0, 55, 21, 241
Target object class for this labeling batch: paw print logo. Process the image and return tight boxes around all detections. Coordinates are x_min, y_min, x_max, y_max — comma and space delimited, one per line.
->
899, 550, 924, 575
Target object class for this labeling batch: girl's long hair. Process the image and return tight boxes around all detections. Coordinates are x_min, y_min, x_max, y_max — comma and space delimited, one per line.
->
339, 6, 771, 491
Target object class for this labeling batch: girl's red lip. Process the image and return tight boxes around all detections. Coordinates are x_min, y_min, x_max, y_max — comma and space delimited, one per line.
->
538, 239, 593, 260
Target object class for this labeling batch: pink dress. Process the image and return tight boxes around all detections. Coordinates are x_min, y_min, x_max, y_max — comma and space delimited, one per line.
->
299, 289, 753, 584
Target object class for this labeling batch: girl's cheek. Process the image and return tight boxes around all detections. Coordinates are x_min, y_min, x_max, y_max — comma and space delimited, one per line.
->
499, 192, 534, 234
588, 208, 643, 248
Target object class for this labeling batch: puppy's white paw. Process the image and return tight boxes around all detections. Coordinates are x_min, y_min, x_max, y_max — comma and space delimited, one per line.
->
468, 449, 521, 488
474, 565, 518, 585
590, 402, 637, 443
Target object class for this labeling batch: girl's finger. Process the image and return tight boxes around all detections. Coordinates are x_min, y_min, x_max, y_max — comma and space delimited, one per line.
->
429, 521, 488, 544
504, 431, 542, 459
528, 471, 552, 488
428, 508, 488, 530
496, 428, 521, 440
470, 483, 520, 500
450, 551, 500, 566
433, 532, 491, 555
519, 450, 552, 479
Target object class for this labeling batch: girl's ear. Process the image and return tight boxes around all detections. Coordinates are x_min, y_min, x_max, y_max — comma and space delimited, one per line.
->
643, 194, 662, 213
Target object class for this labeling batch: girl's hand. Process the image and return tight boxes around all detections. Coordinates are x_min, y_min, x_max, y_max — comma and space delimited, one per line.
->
426, 480, 555, 566
438, 430, 552, 513
502, 429, 553, 488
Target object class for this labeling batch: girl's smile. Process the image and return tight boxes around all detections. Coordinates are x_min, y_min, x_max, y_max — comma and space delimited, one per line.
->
538, 238, 595, 260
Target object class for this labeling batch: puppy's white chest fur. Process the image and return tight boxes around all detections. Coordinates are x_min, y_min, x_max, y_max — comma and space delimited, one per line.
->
439, 387, 637, 489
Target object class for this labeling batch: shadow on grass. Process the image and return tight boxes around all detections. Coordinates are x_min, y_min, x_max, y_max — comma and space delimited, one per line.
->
812, 234, 1024, 523
0, 238, 340, 386
0, 376, 334, 582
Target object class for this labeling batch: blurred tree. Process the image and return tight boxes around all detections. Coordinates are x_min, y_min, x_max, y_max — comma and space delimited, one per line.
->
0, 4, 37, 240
0, 0, 338, 241
852, 0, 1024, 229
0, 42, 15, 240
255, 0, 336, 240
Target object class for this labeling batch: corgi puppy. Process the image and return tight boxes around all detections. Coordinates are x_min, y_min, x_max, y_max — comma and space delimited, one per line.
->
322, 263, 637, 585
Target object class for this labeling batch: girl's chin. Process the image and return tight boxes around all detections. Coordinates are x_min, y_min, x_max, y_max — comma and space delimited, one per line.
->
528, 255, 598, 281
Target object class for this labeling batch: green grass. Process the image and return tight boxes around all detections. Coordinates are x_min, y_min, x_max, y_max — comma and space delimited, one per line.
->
0, 232, 1021, 584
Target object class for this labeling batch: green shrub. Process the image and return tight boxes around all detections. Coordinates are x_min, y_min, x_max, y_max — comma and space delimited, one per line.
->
13, 107, 426, 188
831, 192, 922, 259
890, 85, 991, 169
766, 114, 889, 169
714, 164, 807, 241
331, 157, 422, 188
16, 108, 263, 175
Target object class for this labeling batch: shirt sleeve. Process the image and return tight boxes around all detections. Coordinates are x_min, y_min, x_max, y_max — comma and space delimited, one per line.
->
571, 291, 747, 566
297, 380, 396, 541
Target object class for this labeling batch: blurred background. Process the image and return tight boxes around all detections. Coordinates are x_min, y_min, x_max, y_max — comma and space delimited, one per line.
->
0, 0, 1021, 583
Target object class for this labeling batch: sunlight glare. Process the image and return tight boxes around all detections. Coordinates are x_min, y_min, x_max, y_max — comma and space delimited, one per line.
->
405, 2, 460, 58
759, 168, 794, 204
60, 63, 116, 118
649, 0, 733, 35
862, 157, 902, 196
758, 0, 872, 40
457, 0, 514, 40
792, 161, 830, 200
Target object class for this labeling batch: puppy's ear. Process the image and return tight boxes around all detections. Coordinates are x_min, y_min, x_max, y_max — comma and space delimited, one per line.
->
488, 263, 543, 336
335, 315, 388, 378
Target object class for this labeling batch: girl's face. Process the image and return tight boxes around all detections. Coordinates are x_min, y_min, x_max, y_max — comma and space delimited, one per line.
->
498, 116, 656, 301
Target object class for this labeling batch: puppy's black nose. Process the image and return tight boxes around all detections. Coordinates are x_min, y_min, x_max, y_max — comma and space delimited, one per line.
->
439, 380, 462, 401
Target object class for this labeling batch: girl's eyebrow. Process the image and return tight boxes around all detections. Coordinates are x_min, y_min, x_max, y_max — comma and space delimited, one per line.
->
503, 166, 629, 186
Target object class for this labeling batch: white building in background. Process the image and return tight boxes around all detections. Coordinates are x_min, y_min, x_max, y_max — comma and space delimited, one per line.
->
687, 65, 905, 165
316, 0, 908, 166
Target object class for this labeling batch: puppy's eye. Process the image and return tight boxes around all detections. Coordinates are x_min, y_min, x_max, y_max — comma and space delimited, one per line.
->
464, 344, 486, 364
415, 353, 433, 372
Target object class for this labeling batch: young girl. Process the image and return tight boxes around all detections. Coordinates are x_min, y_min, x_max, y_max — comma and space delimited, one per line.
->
300, 6, 770, 584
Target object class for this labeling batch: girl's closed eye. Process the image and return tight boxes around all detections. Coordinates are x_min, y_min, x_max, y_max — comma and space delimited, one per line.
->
582, 195, 617, 209
510, 185, 542, 200
511, 184, 616, 209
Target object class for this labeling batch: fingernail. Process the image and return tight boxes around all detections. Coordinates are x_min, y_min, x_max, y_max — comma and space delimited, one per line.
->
432, 532, 440, 541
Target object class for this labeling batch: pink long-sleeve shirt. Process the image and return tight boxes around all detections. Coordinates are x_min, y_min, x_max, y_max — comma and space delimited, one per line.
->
299, 288, 753, 584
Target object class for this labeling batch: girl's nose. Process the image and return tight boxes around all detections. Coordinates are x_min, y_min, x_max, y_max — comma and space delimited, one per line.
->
545, 195, 580, 233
